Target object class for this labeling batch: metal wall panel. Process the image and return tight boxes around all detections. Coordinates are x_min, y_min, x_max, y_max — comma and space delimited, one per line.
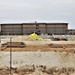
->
1, 23, 68, 35
0, 25, 1, 32
23, 24, 36, 34
1, 24, 22, 35
46, 24, 67, 34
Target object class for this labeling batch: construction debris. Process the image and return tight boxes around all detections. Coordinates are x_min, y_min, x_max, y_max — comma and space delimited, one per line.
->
1, 42, 26, 50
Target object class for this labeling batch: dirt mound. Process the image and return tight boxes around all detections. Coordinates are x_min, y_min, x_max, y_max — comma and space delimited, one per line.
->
48, 43, 75, 48
0, 66, 75, 75
0, 44, 75, 53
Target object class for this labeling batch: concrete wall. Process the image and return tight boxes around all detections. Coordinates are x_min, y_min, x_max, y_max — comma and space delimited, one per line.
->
0, 52, 75, 68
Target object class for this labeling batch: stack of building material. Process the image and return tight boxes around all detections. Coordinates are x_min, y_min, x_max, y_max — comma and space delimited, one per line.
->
1, 42, 26, 50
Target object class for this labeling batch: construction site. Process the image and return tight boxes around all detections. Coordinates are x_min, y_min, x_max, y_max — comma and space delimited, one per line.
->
0, 32, 75, 75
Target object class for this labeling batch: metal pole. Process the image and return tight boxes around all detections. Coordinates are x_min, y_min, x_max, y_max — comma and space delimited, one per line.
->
10, 37, 12, 75
0, 37, 1, 47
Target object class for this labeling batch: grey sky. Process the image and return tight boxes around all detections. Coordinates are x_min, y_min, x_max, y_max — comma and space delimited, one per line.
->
0, 0, 75, 29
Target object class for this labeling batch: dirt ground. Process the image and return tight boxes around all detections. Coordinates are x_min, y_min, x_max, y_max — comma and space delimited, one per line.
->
0, 66, 75, 75
0, 44, 75, 53
0, 43, 75, 75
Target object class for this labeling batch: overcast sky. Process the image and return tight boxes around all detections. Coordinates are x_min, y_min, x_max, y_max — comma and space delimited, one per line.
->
0, 0, 75, 29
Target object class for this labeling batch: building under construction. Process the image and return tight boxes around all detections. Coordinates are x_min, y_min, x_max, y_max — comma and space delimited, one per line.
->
0, 22, 68, 35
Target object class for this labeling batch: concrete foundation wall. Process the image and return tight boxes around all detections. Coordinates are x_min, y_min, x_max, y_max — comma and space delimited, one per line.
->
0, 52, 75, 68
